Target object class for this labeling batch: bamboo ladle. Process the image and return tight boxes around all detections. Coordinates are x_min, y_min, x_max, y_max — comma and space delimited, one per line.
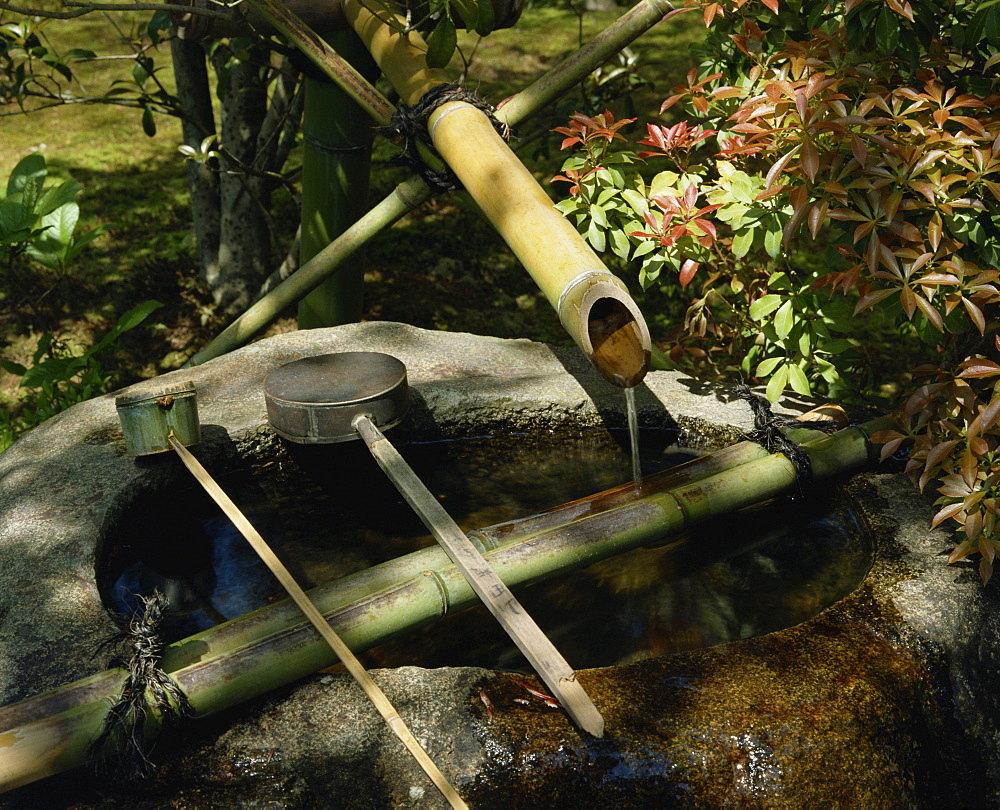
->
263, 351, 605, 737
116, 383, 467, 809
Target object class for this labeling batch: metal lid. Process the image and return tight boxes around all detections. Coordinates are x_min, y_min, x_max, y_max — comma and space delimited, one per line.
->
263, 353, 408, 444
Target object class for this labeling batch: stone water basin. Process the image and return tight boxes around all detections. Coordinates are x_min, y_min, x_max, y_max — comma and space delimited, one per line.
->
0, 322, 997, 807
99, 429, 871, 670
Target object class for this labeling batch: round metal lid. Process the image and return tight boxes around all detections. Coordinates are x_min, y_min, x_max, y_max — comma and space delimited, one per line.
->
263, 352, 409, 444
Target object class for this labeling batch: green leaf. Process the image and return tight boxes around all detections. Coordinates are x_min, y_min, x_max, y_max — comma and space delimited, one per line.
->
0, 195, 32, 238
729, 171, 757, 204
0, 360, 27, 376
763, 223, 782, 258
797, 329, 811, 357
451, 0, 480, 31
875, 8, 901, 56
749, 293, 783, 321
632, 238, 657, 258
586, 217, 606, 252
141, 106, 156, 137
7, 152, 46, 211
609, 228, 631, 260
773, 300, 794, 339
64, 223, 112, 266
65, 48, 96, 62
765, 363, 789, 403
146, 9, 172, 44
731, 227, 755, 259
36, 180, 81, 218
821, 338, 852, 355
621, 189, 648, 216
132, 58, 151, 91
589, 203, 609, 229
650, 170, 682, 198
474, 0, 495, 36
766, 271, 791, 289
426, 16, 458, 69
88, 300, 163, 357
787, 364, 811, 397
26, 201, 79, 268
756, 356, 784, 377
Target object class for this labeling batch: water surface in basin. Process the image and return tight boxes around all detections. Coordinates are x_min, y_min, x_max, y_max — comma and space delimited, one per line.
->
100, 428, 871, 668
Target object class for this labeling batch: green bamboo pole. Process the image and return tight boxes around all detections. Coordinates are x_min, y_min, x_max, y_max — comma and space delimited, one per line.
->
0, 415, 893, 790
297, 31, 379, 329
187, 0, 679, 367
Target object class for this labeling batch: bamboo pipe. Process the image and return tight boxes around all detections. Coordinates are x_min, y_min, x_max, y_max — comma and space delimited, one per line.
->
189, 0, 679, 367
340, 0, 651, 387
0, 416, 893, 791
296, 34, 379, 329
472, 422, 841, 548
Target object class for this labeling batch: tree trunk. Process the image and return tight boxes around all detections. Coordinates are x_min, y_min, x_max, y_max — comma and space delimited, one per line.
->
210, 42, 273, 316
169, 35, 221, 291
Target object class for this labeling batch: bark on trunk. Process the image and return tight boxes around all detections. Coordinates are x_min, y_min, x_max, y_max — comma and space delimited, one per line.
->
169, 35, 221, 290
171, 33, 304, 319
210, 42, 273, 315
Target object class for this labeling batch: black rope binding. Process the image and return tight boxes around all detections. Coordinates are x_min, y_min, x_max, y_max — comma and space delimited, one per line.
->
89, 590, 192, 779
733, 383, 838, 495
380, 83, 511, 192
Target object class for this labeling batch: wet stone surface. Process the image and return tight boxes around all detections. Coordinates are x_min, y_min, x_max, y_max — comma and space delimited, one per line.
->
1, 323, 998, 807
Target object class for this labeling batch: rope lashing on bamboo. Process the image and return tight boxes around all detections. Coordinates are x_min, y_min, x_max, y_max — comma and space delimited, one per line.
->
89, 591, 192, 779
380, 83, 511, 191
733, 383, 838, 494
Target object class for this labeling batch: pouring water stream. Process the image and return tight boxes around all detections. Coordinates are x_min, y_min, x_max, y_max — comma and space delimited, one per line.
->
625, 386, 641, 485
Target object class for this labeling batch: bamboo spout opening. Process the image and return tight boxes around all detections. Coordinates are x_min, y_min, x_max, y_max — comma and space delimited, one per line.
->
559, 273, 651, 388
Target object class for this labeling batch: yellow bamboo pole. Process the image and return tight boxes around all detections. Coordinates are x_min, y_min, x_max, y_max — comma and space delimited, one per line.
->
340, 0, 651, 387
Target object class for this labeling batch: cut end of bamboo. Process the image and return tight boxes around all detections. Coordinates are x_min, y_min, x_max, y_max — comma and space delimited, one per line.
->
558, 676, 605, 738
558, 273, 651, 389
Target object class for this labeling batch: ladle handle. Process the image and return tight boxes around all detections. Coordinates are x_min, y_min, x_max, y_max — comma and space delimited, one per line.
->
166, 433, 468, 810
353, 415, 605, 738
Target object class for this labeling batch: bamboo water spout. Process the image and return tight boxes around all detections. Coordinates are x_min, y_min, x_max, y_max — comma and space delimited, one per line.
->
190, 0, 680, 367
340, 0, 651, 386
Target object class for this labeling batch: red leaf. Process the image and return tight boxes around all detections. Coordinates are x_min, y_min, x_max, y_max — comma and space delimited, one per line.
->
800, 139, 819, 182
959, 358, 1000, 378
961, 297, 987, 335
925, 439, 959, 472
966, 508, 984, 541
913, 294, 944, 331
948, 538, 974, 564
679, 259, 699, 287
980, 396, 1000, 431
932, 501, 966, 529
851, 134, 867, 167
